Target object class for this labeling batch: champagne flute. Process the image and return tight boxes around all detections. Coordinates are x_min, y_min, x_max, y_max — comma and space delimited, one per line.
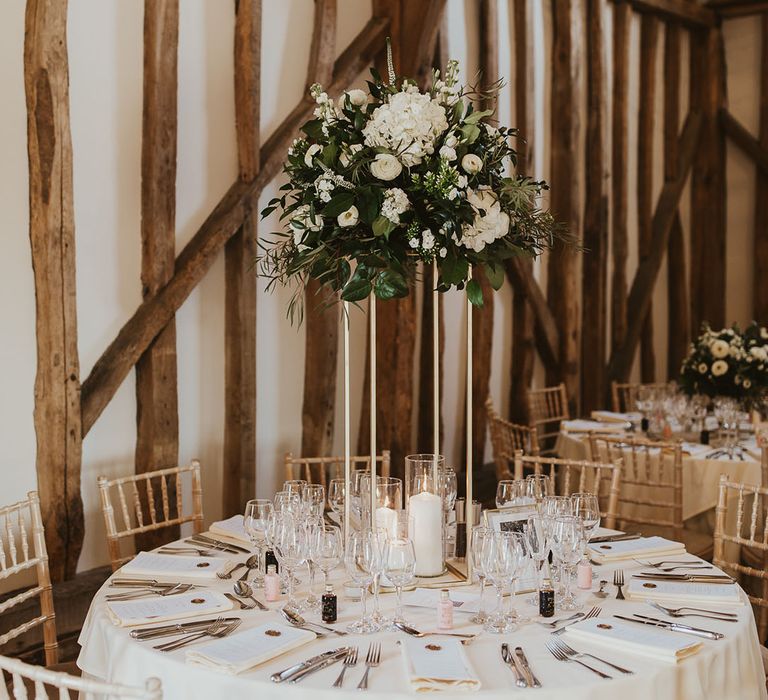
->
482, 531, 520, 633
469, 526, 490, 624
243, 499, 273, 586
523, 514, 549, 606
345, 529, 381, 634
328, 478, 346, 531
383, 537, 416, 629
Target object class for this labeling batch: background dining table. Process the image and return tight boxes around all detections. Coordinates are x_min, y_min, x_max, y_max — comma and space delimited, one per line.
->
77, 533, 767, 699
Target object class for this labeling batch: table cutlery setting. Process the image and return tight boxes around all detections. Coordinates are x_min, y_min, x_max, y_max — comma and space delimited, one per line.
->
271, 648, 352, 684
646, 602, 738, 622
280, 607, 347, 636
187, 534, 250, 554
153, 617, 243, 652
105, 582, 196, 601
552, 606, 602, 636
614, 613, 725, 640
501, 643, 541, 688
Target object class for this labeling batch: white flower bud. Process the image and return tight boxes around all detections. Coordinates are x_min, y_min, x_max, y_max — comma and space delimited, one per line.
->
337, 206, 359, 228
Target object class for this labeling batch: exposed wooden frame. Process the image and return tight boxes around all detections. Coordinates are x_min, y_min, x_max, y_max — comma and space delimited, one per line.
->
755, 16, 768, 324
611, 0, 716, 27
706, 0, 768, 19
79, 18, 389, 437
722, 109, 768, 176
135, 0, 180, 549
547, 0, 582, 414
637, 14, 659, 382
24, 0, 83, 581
581, 0, 609, 412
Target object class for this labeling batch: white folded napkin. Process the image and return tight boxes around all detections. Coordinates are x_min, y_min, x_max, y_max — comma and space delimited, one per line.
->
588, 536, 685, 563
120, 551, 232, 579
680, 442, 714, 458
209, 515, 251, 545
565, 617, 702, 663
404, 588, 482, 614
626, 578, 744, 605
561, 419, 626, 434
590, 411, 640, 424
106, 590, 233, 627
186, 623, 315, 674
400, 637, 481, 692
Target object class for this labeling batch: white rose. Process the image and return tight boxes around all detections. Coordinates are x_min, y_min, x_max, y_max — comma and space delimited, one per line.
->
710, 339, 730, 359
304, 143, 322, 167
711, 360, 728, 377
698, 363, 708, 374
439, 145, 457, 161
409, 237, 419, 249
421, 230, 435, 249
744, 379, 752, 389
439, 247, 447, 258
444, 134, 458, 148
345, 89, 368, 107
370, 153, 402, 181
337, 205, 359, 228
461, 153, 483, 174
761, 328, 768, 339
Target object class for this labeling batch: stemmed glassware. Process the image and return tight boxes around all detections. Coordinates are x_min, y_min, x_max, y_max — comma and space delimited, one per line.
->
482, 530, 524, 633
571, 493, 601, 541
243, 499, 273, 586
495, 479, 525, 508
283, 479, 308, 499
274, 490, 301, 515
345, 529, 381, 634
270, 512, 308, 611
525, 474, 551, 503
311, 524, 343, 587
524, 514, 549, 606
714, 397, 741, 457
550, 515, 584, 611
438, 468, 458, 556
469, 526, 490, 624
303, 484, 325, 520
328, 478, 346, 531
383, 537, 416, 629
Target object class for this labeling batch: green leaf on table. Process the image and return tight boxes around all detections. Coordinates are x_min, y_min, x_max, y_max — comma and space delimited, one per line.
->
467, 278, 484, 307
374, 269, 408, 300
323, 191, 356, 218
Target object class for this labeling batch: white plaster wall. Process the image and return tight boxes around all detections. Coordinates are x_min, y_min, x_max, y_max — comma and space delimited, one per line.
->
0, 0, 758, 572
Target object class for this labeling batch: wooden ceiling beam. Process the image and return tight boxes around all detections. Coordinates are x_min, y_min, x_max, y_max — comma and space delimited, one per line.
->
610, 0, 716, 27
706, 0, 768, 19
80, 17, 388, 436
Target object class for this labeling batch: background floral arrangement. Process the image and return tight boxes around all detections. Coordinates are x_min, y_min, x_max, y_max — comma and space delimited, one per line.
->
260, 46, 563, 321
679, 322, 768, 409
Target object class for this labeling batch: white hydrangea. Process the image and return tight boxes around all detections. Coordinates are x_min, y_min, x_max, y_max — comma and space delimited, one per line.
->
421, 230, 435, 250
362, 90, 449, 167
457, 188, 510, 253
314, 173, 336, 202
290, 205, 322, 249
381, 188, 410, 224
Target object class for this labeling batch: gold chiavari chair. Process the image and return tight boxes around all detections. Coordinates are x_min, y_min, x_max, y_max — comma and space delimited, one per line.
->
284, 451, 391, 491
714, 474, 768, 643
526, 383, 569, 455
98, 462, 204, 571
512, 450, 621, 529
0, 653, 162, 700
610, 381, 667, 413
588, 434, 712, 558
486, 398, 540, 480
0, 492, 59, 667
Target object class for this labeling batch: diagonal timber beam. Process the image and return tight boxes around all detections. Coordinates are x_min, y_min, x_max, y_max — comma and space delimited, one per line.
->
607, 110, 703, 382
721, 108, 768, 175
81, 17, 388, 436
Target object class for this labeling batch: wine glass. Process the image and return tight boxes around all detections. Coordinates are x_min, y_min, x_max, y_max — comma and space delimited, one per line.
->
243, 499, 273, 585
383, 537, 416, 629
438, 468, 458, 557
303, 517, 323, 611
271, 513, 307, 611
274, 490, 301, 514
496, 480, 525, 508
550, 515, 584, 611
311, 524, 343, 586
482, 531, 522, 633
525, 474, 551, 503
571, 493, 601, 542
345, 529, 381, 633
504, 531, 528, 625
328, 478, 346, 531
469, 526, 490, 624
303, 483, 325, 520
523, 514, 549, 606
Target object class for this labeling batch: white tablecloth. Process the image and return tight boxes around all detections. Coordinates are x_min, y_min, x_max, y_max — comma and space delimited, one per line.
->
556, 432, 761, 520
77, 538, 767, 700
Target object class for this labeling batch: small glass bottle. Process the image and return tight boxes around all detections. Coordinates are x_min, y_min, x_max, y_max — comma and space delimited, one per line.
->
437, 589, 453, 630
577, 557, 592, 589
265, 549, 279, 574
264, 564, 280, 602
539, 578, 554, 617
322, 584, 337, 623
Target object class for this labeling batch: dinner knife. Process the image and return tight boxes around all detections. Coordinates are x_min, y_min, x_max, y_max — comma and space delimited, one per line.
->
514, 647, 542, 688
288, 648, 350, 683
271, 648, 348, 683
589, 532, 641, 544
500, 644, 526, 688
633, 573, 734, 584
131, 617, 241, 640
190, 534, 250, 554
614, 615, 724, 640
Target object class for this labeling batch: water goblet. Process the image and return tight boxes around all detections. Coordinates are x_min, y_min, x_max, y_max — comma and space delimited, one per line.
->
551, 515, 584, 611
271, 513, 307, 611
311, 524, 343, 587
482, 531, 521, 634
383, 537, 416, 629
495, 479, 525, 508
345, 529, 381, 634
243, 498, 273, 586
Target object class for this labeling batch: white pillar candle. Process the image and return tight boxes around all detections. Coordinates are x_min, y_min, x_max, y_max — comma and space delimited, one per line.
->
408, 491, 443, 576
375, 506, 397, 539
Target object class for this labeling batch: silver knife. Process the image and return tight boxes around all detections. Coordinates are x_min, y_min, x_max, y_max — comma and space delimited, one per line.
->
633, 573, 734, 584
271, 648, 348, 683
190, 534, 250, 553
614, 615, 724, 640
288, 648, 350, 683
131, 617, 241, 640
589, 532, 641, 543
501, 644, 526, 688
515, 646, 542, 688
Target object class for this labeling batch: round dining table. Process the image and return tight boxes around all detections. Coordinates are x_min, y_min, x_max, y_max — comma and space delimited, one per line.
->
77, 536, 767, 700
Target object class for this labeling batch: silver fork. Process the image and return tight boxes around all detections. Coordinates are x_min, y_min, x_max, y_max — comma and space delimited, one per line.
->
153, 617, 226, 651
332, 647, 358, 688
356, 642, 381, 691
155, 618, 241, 652
217, 561, 246, 580
106, 583, 192, 601
536, 612, 584, 628
614, 569, 625, 600
553, 606, 601, 636
648, 601, 738, 622
546, 639, 611, 679
632, 559, 712, 572
550, 638, 633, 675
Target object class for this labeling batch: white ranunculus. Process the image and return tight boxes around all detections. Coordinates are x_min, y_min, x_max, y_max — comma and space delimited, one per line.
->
409, 237, 419, 249
461, 153, 483, 174
710, 339, 730, 359
337, 205, 359, 228
304, 143, 322, 167
370, 153, 402, 181
750, 346, 768, 361
457, 188, 510, 252
345, 89, 368, 107
439, 145, 457, 161
421, 230, 435, 249
698, 363, 708, 374
439, 247, 447, 258
744, 379, 752, 389
711, 360, 728, 377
